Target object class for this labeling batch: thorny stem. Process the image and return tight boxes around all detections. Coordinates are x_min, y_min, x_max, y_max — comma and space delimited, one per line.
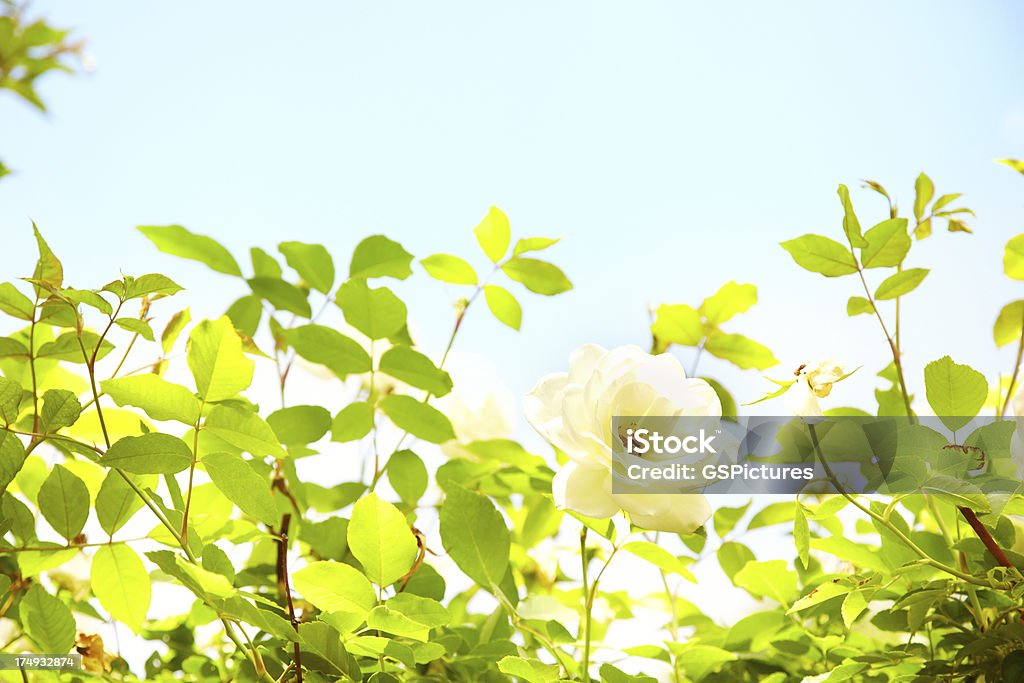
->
276, 515, 303, 682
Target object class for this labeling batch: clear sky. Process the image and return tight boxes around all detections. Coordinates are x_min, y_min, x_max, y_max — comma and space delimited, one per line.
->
3, 0, 1024, 416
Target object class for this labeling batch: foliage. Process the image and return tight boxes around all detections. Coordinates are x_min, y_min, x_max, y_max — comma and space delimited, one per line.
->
0, 2, 82, 178
3, 164, 1024, 683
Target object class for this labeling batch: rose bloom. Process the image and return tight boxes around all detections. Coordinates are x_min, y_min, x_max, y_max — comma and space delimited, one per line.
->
525, 344, 721, 534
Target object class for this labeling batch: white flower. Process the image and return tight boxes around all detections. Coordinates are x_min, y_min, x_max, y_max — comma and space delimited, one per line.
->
525, 344, 720, 534
787, 359, 847, 417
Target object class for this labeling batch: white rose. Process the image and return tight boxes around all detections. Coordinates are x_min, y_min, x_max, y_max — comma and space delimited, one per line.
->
525, 344, 720, 534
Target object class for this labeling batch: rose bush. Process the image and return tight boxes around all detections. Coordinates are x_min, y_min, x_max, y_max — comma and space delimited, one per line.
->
3, 164, 1024, 683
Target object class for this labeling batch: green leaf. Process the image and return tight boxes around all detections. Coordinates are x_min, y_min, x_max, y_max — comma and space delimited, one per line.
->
204, 405, 288, 459
0, 337, 29, 359
100, 433, 193, 474
37, 331, 113, 363
874, 268, 928, 300
734, 560, 797, 606
248, 277, 311, 317
388, 450, 428, 506
704, 333, 778, 370
251, 247, 282, 278
483, 284, 522, 330
121, 273, 184, 300
513, 236, 559, 256
651, 304, 703, 347
621, 541, 696, 582
38, 464, 90, 541
994, 301, 1024, 347
712, 500, 750, 537
0, 282, 34, 320
473, 206, 511, 263
780, 234, 857, 277
138, 225, 241, 276
91, 544, 151, 633
846, 296, 875, 317
267, 405, 331, 445
0, 377, 23, 425
837, 184, 867, 248
700, 281, 757, 325
861, 218, 910, 268
279, 241, 335, 294
914, 172, 934, 221
96, 471, 155, 535
1005, 234, 1024, 281
787, 580, 851, 614
502, 258, 572, 295
331, 402, 375, 442
947, 217, 972, 234
379, 395, 455, 444
226, 295, 263, 336
676, 645, 736, 681
350, 235, 414, 280
299, 622, 360, 678
336, 279, 407, 340
115, 318, 155, 341
497, 656, 556, 683
369, 594, 450, 642
64, 288, 114, 314
933, 192, 962, 212
32, 224, 63, 296
421, 254, 478, 285
794, 504, 809, 569
102, 375, 202, 424
293, 560, 377, 615
162, 308, 191, 353
20, 584, 75, 654
0, 431, 27, 492
717, 541, 755, 583
842, 590, 868, 627
286, 324, 372, 378
914, 216, 933, 240
924, 355, 987, 431
187, 317, 254, 402
379, 346, 452, 397
440, 485, 510, 591
40, 389, 81, 432
348, 492, 418, 586
203, 452, 280, 525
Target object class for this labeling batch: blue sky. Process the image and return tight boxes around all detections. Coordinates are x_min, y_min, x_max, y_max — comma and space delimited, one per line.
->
3, 1, 1024, 416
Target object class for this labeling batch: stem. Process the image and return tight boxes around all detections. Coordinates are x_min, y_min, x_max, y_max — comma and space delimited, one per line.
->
28, 300, 39, 433
1001, 311, 1024, 417
179, 403, 206, 544
0, 537, 148, 553
579, 527, 591, 683
958, 506, 1014, 570
276, 515, 302, 682
854, 266, 913, 418
689, 339, 705, 378
493, 589, 572, 676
